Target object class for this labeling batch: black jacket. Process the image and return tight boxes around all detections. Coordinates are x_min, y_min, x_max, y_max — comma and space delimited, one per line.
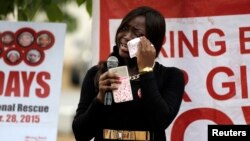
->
72, 62, 185, 141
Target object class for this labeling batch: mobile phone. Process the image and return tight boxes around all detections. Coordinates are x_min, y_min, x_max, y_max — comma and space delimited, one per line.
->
109, 66, 133, 103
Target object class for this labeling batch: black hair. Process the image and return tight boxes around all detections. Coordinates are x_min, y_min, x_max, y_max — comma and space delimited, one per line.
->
115, 6, 166, 58
94, 6, 166, 88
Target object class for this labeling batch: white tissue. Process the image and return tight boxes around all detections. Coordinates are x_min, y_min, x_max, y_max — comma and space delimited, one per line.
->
127, 37, 140, 58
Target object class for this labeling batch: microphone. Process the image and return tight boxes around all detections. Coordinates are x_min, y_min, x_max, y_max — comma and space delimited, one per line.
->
107, 56, 119, 69
104, 56, 119, 105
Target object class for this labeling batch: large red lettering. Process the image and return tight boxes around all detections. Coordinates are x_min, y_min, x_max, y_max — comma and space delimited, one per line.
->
170, 31, 175, 58
240, 66, 248, 99
207, 67, 235, 100
239, 27, 250, 54
22, 71, 35, 97
203, 28, 226, 56
36, 72, 50, 98
178, 30, 198, 57
5, 71, 21, 97
160, 47, 168, 57
0, 71, 51, 98
171, 108, 233, 141
242, 106, 250, 124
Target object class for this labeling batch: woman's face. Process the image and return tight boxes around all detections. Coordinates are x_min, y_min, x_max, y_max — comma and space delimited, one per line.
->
3, 34, 13, 44
8, 53, 19, 63
39, 37, 50, 47
18, 33, 33, 47
27, 51, 40, 63
116, 16, 146, 58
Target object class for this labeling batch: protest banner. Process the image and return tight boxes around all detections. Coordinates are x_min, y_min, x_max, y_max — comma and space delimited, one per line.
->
0, 21, 66, 141
92, 0, 250, 140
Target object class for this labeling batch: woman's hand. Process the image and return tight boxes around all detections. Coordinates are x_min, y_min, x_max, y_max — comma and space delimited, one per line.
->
137, 36, 156, 71
97, 71, 121, 103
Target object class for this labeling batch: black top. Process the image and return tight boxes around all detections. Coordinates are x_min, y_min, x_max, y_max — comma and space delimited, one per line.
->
72, 62, 185, 141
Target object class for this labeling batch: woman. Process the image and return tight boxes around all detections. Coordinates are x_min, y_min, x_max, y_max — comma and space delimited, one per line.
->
18, 31, 34, 47
37, 33, 51, 47
2, 33, 14, 45
7, 50, 20, 63
26, 49, 41, 63
72, 6, 185, 141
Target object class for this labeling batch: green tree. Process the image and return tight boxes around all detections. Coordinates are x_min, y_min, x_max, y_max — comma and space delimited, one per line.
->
0, 0, 92, 32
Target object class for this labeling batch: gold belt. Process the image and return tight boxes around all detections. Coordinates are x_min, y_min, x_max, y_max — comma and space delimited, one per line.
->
103, 129, 150, 140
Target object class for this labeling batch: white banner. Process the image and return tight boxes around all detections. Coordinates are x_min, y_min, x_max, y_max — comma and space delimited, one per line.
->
94, 0, 250, 140
108, 14, 250, 141
163, 14, 250, 141
0, 21, 66, 141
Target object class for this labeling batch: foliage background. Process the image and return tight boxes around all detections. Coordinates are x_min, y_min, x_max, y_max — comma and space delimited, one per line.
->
0, 0, 92, 33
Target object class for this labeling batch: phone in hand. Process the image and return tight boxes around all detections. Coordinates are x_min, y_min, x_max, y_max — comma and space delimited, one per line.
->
109, 66, 133, 103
